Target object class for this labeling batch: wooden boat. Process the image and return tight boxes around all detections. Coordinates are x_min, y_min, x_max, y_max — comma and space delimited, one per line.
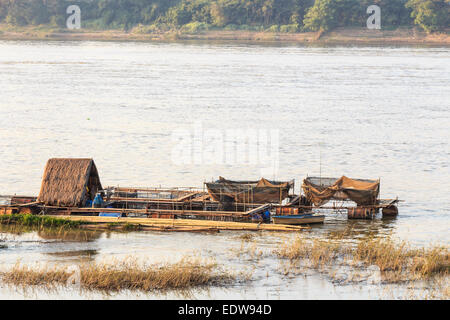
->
272, 213, 325, 225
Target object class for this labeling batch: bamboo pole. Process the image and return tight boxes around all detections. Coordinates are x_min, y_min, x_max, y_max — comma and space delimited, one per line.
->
53, 215, 309, 232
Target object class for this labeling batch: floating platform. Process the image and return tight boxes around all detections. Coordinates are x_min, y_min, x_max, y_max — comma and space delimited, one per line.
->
0, 159, 402, 231
54, 215, 310, 232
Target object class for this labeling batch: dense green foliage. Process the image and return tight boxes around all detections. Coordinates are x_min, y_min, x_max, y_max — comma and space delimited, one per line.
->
406, 0, 450, 32
303, 0, 414, 31
0, 0, 448, 33
0, 214, 82, 228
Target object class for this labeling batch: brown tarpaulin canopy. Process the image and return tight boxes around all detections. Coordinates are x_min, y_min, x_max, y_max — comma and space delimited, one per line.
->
206, 177, 293, 204
302, 176, 379, 206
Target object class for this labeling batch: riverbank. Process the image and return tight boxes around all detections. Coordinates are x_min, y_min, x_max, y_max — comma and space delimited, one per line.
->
1, 25, 449, 46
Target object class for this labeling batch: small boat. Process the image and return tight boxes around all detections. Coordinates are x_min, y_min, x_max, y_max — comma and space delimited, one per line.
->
272, 213, 325, 225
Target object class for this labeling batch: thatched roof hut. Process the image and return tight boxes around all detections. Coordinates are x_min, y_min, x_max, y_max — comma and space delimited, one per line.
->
37, 158, 103, 207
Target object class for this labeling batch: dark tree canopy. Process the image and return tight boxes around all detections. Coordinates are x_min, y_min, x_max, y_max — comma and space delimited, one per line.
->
0, 0, 448, 33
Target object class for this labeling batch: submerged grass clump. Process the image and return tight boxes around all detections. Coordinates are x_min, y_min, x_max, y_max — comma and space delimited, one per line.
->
275, 235, 449, 283
275, 236, 345, 269
2, 263, 71, 287
0, 234, 7, 248
105, 222, 142, 232
411, 246, 450, 278
0, 214, 82, 229
120, 222, 141, 232
235, 233, 255, 242
1, 257, 235, 293
354, 237, 449, 278
81, 258, 229, 291
353, 237, 410, 272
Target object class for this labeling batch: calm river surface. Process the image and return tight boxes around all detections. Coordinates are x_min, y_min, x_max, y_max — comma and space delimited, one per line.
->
0, 40, 449, 299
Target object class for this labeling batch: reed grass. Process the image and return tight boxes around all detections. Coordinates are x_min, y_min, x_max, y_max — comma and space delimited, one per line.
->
410, 246, 449, 278
105, 222, 141, 231
0, 214, 82, 229
0, 223, 101, 242
235, 233, 255, 241
354, 237, 410, 272
275, 235, 449, 282
275, 236, 346, 269
0, 233, 6, 248
2, 263, 71, 287
1, 257, 235, 293
81, 258, 228, 291
354, 237, 449, 278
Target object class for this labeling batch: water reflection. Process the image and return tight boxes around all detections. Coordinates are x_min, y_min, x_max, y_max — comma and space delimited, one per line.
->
0, 224, 102, 242
46, 249, 98, 257
323, 217, 397, 241
37, 229, 102, 242
45, 249, 99, 263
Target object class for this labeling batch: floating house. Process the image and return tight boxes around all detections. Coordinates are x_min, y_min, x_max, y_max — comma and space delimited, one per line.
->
0, 158, 399, 222
302, 176, 380, 206
301, 176, 398, 219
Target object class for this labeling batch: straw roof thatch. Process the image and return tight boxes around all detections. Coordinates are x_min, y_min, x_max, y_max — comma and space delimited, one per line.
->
37, 158, 103, 207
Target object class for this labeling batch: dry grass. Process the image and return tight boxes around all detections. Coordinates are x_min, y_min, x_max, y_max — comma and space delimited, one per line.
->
354, 238, 410, 272
0, 233, 6, 248
354, 237, 449, 278
0, 257, 235, 293
235, 233, 255, 242
411, 246, 450, 278
2, 263, 71, 287
274, 235, 449, 284
81, 257, 229, 292
229, 239, 265, 262
275, 236, 346, 269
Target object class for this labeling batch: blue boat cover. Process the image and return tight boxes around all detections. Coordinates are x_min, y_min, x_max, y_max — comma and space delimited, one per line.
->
99, 212, 121, 218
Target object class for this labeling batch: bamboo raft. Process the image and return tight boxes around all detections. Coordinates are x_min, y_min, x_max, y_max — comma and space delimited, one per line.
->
54, 215, 310, 232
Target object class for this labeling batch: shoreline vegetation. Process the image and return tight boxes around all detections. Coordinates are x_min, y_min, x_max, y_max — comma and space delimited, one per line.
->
275, 236, 449, 282
0, 0, 449, 46
0, 24, 449, 45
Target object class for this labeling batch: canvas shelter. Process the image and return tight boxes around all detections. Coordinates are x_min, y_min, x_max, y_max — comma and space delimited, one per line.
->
206, 177, 294, 204
302, 176, 379, 206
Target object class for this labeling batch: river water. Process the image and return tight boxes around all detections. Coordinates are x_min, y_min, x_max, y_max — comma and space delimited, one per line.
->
0, 40, 449, 299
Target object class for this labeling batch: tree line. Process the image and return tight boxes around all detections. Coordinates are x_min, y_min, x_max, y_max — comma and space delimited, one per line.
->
0, 0, 448, 33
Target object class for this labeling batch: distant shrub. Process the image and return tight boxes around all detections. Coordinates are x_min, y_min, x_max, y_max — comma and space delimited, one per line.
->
133, 23, 169, 34
49, 15, 65, 28
224, 24, 238, 30
266, 25, 279, 32
239, 25, 264, 31
238, 24, 250, 30
280, 24, 299, 33
180, 21, 209, 34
